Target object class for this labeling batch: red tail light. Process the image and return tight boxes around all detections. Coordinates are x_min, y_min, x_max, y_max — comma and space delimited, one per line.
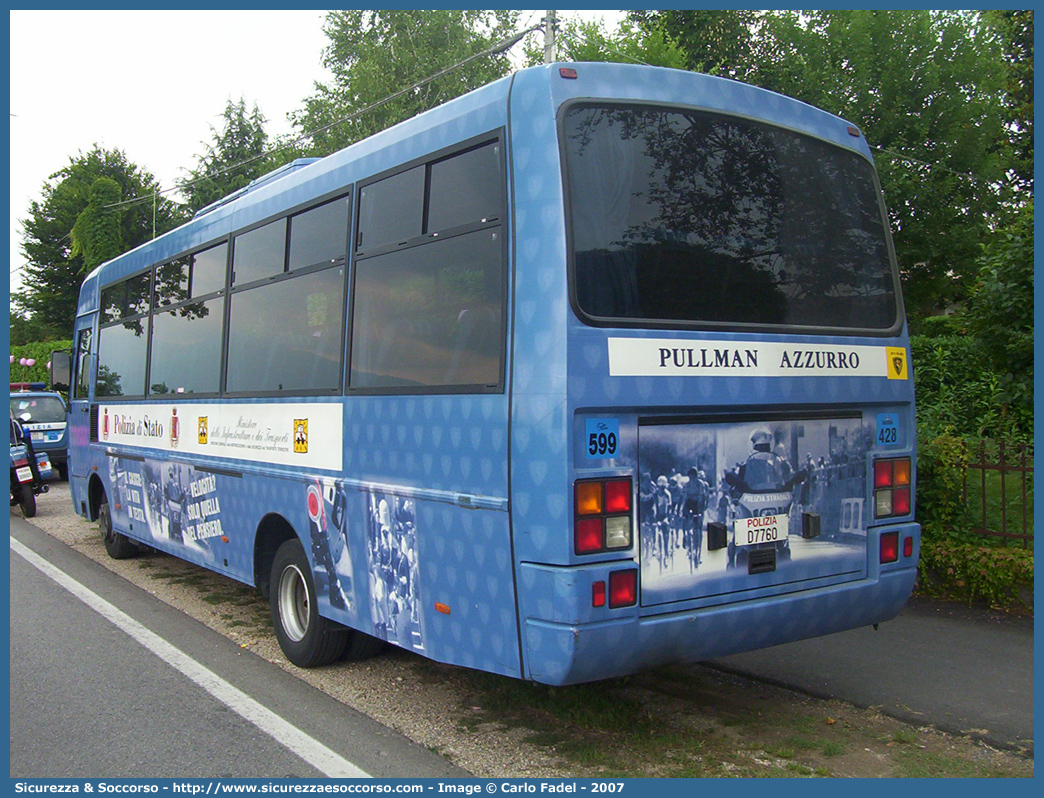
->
892, 487, 911, 515
873, 457, 912, 519
880, 531, 899, 563
592, 581, 606, 607
574, 478, 633, 554
575, 518, 603, 554
605, 480, 632, 513
608, 569, 637, 608
874, 459, 893, 489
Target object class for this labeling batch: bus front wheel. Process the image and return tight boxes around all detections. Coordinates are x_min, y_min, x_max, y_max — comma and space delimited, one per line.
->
100, 495, 137, 559
270, 538, 348, 667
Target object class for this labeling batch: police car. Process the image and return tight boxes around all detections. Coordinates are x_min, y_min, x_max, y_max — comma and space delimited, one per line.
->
9, 383, 68, 480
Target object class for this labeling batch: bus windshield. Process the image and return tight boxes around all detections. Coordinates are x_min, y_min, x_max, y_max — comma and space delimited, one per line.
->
563, 103, 899, 331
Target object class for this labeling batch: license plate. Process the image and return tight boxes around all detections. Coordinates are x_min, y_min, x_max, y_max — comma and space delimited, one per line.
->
16, 466, 33, 483
734, 514, 789, 546
30, 432, 44, 442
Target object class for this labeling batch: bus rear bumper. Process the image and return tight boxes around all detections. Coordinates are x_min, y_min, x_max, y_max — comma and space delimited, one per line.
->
521, 522, 919, 685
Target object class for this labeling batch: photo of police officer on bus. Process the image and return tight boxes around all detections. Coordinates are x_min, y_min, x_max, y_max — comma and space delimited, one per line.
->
639, 417, 871, 598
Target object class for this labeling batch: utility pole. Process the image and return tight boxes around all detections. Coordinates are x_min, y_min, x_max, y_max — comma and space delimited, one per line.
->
543, 10, 557, 64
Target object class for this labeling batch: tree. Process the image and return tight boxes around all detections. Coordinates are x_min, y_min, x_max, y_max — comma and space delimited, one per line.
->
70, 177, 124, 273
983, 10, 1033, 197
292, 10, 520, 157
14, 146, 185, 340
9, 311, 57, 347
178, 98, 278, 215
767, 12, 1011, 317
985, 10, 1035, 198
965, 200, 1034, 421
628, 10, 760, 78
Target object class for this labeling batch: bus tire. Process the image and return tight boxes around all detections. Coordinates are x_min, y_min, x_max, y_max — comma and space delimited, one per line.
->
100, 496, 137, 560
344, 630, 385, 662
270, 538, 348, 667
19, 487, 36, 518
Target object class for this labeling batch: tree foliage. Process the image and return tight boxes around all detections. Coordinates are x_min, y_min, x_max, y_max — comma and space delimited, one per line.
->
178, 98, 278, 215
629, 10, 759, 78
292, 10, 520, 157
965, 200, 1034, 419
984, 10, 1033, 196
70, 176, 124, 273
15, 146, 185, 341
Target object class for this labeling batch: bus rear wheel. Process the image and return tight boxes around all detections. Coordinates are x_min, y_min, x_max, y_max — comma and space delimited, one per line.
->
270, 538, 348, 667
100, 496, 137, 560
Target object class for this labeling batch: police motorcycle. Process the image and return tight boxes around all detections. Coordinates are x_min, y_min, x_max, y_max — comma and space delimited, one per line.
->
10, 414, 52, 518
723, 429, 806, 574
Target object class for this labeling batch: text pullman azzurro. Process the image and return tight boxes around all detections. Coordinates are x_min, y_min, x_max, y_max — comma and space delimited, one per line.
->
658, 347, 861, 370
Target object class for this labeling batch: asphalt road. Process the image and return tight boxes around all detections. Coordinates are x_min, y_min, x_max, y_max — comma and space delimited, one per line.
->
9, 514, 470, 779
710, 595, 1035, 753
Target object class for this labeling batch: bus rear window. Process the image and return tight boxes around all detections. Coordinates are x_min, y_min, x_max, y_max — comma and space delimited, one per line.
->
562, 104, 899, 331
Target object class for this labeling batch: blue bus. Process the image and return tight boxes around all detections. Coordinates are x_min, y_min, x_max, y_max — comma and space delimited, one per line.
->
64, 63, 919, 685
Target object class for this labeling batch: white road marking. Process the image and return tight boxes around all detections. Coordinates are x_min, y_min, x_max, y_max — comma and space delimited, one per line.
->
10, 535, 370, 778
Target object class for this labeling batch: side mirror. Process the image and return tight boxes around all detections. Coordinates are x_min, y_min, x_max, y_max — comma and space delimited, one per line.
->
50, 350, 72, 394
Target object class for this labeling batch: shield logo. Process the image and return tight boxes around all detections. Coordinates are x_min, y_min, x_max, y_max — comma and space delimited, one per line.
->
293, 419, 308, 453
886, 347, 908, 380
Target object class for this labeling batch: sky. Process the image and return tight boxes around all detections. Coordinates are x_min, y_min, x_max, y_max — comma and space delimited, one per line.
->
8, 9, 625, 302
8, 10, 331, 298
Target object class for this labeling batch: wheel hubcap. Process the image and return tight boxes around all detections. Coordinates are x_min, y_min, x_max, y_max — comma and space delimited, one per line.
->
278, 565, 310, 642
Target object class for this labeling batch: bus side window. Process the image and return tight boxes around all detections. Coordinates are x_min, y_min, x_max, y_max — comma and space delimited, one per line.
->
350, 228, 503, 390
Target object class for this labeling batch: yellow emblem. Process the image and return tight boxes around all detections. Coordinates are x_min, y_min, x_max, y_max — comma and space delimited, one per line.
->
886, 347, 909, 380
293, 419, 309, 453
197, 416, 208, 445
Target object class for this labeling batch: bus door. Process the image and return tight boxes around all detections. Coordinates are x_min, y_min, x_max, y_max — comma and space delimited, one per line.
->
67, 315, 96, 512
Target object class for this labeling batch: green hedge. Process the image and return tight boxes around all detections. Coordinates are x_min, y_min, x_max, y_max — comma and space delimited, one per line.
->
9, 340, 73, 389
918, 538, 1034, 611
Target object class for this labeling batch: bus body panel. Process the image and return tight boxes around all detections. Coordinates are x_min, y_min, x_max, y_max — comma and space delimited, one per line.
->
507, 65, 918, 682
520, 527, 918, 685
78, 393, 522, 679
70, 73, 526, 678
506, 67, 574, 567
